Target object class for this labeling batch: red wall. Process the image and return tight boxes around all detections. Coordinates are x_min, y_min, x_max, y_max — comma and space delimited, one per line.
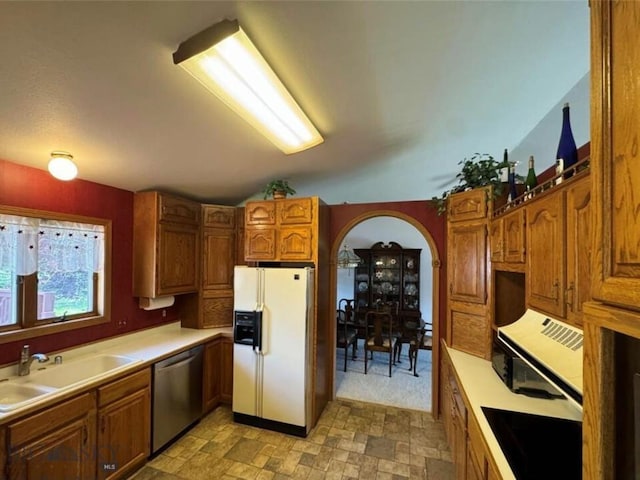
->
0, 159, 179, 366
328, 200, 447, 340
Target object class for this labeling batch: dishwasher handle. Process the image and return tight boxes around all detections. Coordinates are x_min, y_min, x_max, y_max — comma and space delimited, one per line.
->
155, 346, 203, 372
156, 354, 198, 373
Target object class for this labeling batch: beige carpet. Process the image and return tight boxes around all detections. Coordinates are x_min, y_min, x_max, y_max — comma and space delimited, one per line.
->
335, 339, 432, 412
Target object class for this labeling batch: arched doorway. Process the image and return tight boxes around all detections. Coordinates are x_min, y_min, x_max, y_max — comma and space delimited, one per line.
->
329, 210, 441, 415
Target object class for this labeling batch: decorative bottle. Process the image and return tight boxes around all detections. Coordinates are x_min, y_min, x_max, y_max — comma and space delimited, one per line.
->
524, 155, 538, 199
507, 162, 518, 203
556, 102, 578, 180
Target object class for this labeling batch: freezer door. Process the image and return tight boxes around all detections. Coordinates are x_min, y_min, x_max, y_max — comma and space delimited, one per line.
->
232, 343, 258, 416
260, 268, 312, 427
233, 266, 260, 311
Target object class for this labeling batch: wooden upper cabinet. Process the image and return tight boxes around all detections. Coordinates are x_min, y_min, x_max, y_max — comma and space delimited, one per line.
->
590, 0, 640, 312
244, 197, 319, 262
503, 208, 526, 264
526, 192, 566, 318
133, 191, 200, 298
448, 222, 487, 305
448, 188, 488, 223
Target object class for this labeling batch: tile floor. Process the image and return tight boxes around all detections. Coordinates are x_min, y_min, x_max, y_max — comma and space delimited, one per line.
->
129, 399, 454, 480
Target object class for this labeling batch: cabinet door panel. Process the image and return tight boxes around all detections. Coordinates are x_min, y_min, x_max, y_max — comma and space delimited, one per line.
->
526, 194, 566, 318
591, 0, 640, 310
449, 310, 490, 358
448, 188, 488, 223
203, 340, 222, 413
279, 226, 313, 260
221, 337, 234, 404
245, 228, 277, 260
97, 389, 150, 480
9, 418, 95, 480
279, 198, 313, 224
566, 176, 591, 327
489, 218, 504, 263
158, 223, 199, 295
448, 223, 487, 305
159, 194, 200, 225
202, 294, 233, 328
203, 205, 235, 229
245, 202, 276, 226
203, 229, 235, 290
504, 208, 526, 264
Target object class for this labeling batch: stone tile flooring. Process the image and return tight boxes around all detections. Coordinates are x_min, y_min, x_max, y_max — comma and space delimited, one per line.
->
129, 399, 454, 479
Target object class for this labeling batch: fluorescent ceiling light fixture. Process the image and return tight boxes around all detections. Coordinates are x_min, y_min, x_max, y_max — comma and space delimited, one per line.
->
48, 151, 77, 181
173, 19, 323, 154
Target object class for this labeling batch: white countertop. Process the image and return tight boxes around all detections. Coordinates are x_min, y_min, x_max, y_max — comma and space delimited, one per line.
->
0, 322, 232, 423
446, 345, 582, 480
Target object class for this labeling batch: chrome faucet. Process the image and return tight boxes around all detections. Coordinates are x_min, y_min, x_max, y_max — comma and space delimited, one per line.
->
18, 345, 49, 376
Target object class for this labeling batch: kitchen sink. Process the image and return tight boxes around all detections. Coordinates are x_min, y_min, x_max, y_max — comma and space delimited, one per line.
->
0, 382, 58, 412
30, 354, 142, 389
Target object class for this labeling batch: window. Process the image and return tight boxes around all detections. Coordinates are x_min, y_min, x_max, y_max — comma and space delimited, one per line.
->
0, 206, 111, 342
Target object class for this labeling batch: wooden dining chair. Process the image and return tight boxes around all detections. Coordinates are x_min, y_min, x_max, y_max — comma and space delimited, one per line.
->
364, 310, 398, 377
336, 309, 358, 372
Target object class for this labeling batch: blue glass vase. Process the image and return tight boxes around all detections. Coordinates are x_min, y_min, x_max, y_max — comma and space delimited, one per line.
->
556, 102, 578, 178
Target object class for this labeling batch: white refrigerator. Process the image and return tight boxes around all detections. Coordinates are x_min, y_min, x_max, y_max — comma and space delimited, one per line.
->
232, 266, 314, 437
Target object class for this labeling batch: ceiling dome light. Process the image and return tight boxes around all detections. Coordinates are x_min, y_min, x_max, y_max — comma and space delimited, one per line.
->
48, 151, 77, 181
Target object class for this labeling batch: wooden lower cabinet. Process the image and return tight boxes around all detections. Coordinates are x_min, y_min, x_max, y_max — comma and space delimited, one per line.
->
7, 393, 97, 480
203, 339, 222, 413
97, 369, 151, 480
203, 336, 234, 412
221, 337, 233, 404
466, 444, 483, 480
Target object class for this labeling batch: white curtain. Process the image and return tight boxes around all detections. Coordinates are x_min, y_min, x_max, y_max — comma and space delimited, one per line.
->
0, 214, 104, 275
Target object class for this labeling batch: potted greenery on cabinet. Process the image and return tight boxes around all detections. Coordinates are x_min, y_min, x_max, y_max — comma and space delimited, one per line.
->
431, 153, 513, 215
262, 179, 296, 199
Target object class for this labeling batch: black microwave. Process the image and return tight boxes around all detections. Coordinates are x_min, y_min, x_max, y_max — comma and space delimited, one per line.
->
491, 339, 563, 399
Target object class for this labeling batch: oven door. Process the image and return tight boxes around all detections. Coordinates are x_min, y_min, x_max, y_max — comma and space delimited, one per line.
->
491, 340, 514, 389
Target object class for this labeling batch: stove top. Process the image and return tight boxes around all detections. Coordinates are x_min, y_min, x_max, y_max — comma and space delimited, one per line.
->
481, 406, 582, 480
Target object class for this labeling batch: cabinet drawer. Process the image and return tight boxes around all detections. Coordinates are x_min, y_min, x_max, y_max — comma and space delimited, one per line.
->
448, 188, 488, 222
203, 205, 235, 229
9, 392, 96, 447
98, 368, 151, 408
160, 194, 200, 225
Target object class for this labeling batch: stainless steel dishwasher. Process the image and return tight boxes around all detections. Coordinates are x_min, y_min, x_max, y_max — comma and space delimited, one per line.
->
152, 344, 203, 454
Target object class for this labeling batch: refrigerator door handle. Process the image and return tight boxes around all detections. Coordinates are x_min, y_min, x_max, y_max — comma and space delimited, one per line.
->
253, 310, 263, 352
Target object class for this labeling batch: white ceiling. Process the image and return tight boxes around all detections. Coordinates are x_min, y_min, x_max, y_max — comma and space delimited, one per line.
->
0, 1, 590, 205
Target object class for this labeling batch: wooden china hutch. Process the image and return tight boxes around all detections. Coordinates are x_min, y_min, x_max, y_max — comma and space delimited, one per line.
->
353, 242, 421, 314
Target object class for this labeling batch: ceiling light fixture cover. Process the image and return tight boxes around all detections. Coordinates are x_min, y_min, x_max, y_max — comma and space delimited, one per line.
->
337, 244, 363, 269
173, 19, 323, 154
48, 151, 78, 181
